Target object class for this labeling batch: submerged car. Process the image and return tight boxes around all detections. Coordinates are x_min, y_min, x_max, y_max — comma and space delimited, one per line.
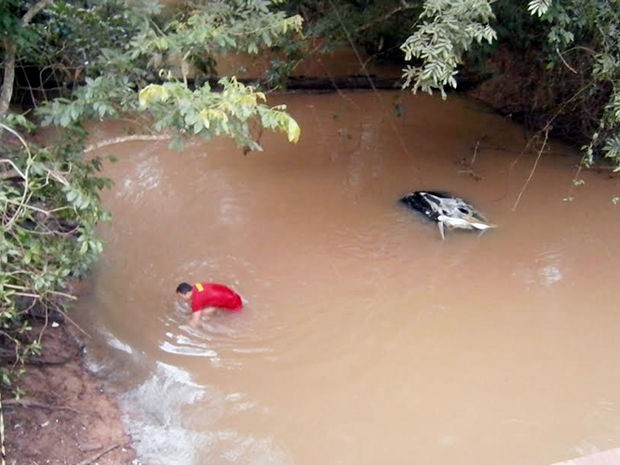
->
400, 191, 494, 239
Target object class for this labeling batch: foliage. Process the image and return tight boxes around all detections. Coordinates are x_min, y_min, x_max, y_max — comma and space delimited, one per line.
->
1, 122, 110, 383
0, 0, 303, 387
527, 0, 553, 17
136, 77, 300, 149
517, 0, 620, 167
400, 0, 496, 97
34, 0, 303, 147
282, 1, 422, 56
26, 0, 146, 82
536, 0, 620, 167
399, 0, 620, 168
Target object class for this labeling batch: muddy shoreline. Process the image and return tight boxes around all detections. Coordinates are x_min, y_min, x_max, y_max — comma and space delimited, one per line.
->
1, 323, 138, 465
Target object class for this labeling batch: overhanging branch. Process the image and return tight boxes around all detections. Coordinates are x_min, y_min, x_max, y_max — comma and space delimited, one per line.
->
83, 134, 172, 153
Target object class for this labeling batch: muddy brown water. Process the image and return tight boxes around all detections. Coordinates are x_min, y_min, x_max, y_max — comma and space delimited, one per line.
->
74, 91, 620, 465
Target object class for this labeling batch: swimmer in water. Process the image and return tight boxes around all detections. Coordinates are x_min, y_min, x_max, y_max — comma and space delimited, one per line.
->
176, 282, 243, 327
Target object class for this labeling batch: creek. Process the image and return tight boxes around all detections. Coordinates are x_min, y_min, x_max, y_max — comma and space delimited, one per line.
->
74, 90, 620, 465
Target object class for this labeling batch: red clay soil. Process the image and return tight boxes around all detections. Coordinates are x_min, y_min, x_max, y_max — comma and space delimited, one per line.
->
1, 322, 138, 465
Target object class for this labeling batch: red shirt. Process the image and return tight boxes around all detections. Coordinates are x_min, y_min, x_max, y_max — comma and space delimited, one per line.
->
191, 283, 243, 313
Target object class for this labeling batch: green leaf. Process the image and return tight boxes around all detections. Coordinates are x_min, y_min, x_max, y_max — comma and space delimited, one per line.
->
286, 116, 301, 143
527, 0, 553, 17
139, 84, 170, 108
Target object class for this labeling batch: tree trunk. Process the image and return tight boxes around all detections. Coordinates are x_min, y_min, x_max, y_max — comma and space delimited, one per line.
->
0, 0, 55, 119
0, 40, 17, 118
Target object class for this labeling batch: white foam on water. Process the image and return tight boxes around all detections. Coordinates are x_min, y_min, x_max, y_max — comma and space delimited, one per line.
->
105, 333, 134, 354
120, 361, 292, 465
120, 362, 211, 465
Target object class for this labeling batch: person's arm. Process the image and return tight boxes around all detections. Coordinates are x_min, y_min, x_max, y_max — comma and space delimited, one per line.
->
189, 310, 202, 327
203, 307, 217, 318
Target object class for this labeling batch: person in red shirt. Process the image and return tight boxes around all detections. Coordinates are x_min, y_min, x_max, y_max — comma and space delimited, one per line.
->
176, 282, 243, 327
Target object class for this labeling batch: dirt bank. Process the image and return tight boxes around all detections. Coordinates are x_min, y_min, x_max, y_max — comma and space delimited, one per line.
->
1, 322, 138, 465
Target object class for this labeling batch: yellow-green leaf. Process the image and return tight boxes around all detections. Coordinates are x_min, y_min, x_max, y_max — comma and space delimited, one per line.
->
286, 116, 300, 143
138, 84, 170, 108
199, 108, 229, 126
238, 95, 257, 106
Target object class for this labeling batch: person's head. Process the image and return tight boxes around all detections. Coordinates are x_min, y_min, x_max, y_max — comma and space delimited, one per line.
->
176, 282, 193, 301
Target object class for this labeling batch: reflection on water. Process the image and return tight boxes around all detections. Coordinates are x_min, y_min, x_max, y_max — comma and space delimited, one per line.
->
74, 91, 620, 465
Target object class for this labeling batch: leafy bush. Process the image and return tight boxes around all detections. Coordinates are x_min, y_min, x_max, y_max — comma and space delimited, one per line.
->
401, 0, 496, 97
1, 121, 110, 385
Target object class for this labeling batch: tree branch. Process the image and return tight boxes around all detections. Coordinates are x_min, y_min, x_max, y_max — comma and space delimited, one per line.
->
512, 128, 549, 211
76, 442, 125, 465
22, 0, 54, 24
83, 134, 172, 153
0, 40, 17, 118
2, 398, 80, 414
358, 3, 417, 33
